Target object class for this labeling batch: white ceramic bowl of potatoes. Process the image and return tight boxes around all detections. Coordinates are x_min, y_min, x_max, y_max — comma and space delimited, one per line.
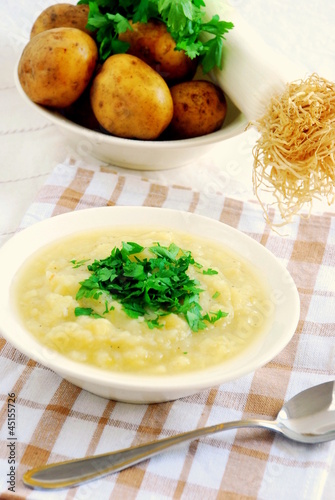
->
15, 2, 248, 170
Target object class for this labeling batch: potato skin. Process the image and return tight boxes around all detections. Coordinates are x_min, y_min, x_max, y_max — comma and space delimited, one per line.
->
18, 27, 98, 108
30, 3, 91, 38
168, 80, 227, 139
90, 54, 174, 140
118, 20, 198, 85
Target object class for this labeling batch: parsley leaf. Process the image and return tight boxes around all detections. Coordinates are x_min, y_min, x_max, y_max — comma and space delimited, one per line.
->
77, 0, 233, 72
71, 258, 90, 268
203, 309, 228, 323
75, 307, 103, 319
203, 268, 218, 275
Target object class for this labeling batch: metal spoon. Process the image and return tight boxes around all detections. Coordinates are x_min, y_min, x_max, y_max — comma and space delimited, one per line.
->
23, 380, 335, 490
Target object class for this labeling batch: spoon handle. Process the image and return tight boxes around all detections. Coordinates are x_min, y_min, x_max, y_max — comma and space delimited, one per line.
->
23, 418, 280, 490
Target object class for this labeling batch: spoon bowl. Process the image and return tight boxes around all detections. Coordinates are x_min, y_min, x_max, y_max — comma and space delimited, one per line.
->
276, 380, 335, 442
23, 380, 335, 490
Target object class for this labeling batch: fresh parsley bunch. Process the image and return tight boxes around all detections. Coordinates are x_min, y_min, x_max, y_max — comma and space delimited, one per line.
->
73, 241, 228, 331
78, 0, 234, 73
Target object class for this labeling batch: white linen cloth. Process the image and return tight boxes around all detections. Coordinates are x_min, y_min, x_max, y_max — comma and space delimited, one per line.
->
1, 158, 334, 499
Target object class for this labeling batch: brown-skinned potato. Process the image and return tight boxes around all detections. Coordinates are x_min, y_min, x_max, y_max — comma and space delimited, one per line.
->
90, 54, 174, 140
168, 80, 227, 139
118, 20, 198, 85
18, 27, 98, 108
30, 3, 91, 38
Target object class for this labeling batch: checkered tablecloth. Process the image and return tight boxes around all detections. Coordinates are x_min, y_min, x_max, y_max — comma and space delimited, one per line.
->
0, 159, 334, 499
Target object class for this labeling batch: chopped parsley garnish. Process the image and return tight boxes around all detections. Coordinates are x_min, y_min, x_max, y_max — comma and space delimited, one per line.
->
71, 258, 90, 268
203, 268, 218, 275
74, 241, 228, 331
77, 0, 234, 73
75, 307, 103, 319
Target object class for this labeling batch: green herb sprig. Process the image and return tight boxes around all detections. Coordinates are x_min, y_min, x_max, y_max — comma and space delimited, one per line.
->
77, 0, 233, 73
74, 241, 228, 331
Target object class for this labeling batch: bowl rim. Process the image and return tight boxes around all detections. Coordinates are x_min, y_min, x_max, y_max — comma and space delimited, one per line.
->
0, 206, 300, 394
14, 60, 248, 150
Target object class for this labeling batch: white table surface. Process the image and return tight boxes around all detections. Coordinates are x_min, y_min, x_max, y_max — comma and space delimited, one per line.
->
1, 1, 334, 498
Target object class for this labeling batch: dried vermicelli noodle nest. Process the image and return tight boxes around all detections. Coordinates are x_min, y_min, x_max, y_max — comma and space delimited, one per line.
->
252, 73, 335, 227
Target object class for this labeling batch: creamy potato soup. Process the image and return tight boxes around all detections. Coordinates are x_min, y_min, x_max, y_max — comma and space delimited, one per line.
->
14, 228, 272, 375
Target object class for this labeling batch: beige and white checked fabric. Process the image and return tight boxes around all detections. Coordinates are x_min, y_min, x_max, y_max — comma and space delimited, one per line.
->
1, 160, 334, 499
